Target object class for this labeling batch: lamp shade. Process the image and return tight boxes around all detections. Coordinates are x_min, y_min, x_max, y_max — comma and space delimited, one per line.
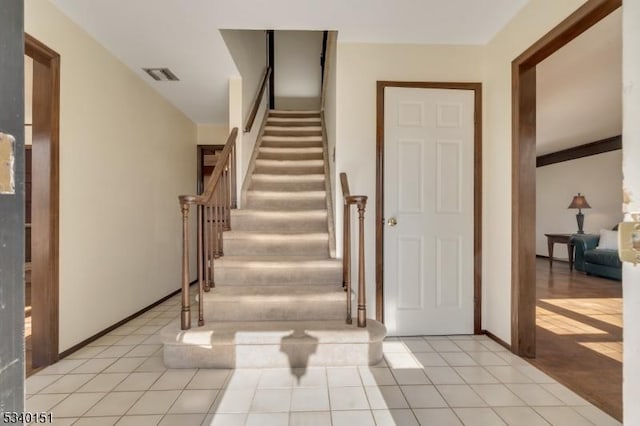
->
568, 193, 591, 209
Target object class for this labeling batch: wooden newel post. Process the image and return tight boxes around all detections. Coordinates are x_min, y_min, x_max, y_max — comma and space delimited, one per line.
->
356, 197, 367, 327
343, 200, 352, 324
179, 196, 194, 330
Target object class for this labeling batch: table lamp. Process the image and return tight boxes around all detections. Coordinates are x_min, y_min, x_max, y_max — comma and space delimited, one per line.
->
568, 193, 591, 234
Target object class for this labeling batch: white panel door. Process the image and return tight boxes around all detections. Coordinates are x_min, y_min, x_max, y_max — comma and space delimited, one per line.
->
384, 87, 475, 336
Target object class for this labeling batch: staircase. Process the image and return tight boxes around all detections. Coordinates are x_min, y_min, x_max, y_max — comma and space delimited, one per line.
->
162, 110, 385, 369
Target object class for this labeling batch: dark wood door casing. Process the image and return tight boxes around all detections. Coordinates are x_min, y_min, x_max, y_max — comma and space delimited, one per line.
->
25, 33, 60, 367
510, 0, 621, 357
375, 81, 483, 334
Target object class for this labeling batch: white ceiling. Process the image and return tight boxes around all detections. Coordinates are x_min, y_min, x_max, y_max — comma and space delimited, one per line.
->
536, 8, 622, 156
50, 0, 528, 124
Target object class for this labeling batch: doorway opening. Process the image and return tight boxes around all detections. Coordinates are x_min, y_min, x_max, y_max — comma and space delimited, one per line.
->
511, 0, 622, 417
25, 33, 60, 373
375, 81, 482, 335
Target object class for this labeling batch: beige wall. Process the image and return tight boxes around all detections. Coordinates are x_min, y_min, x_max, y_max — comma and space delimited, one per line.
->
335, 43, 484, 324
25, 0, 197, 352
482, 0, 586, 342
197, 124, 228, 146
536, 151, 623, 259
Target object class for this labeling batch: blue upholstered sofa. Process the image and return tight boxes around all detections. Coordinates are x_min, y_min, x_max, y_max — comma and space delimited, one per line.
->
571, 234, 622, 281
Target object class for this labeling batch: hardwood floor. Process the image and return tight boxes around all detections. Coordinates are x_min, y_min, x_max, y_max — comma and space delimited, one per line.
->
25, 266, 34, 377
531, 257, 622, 421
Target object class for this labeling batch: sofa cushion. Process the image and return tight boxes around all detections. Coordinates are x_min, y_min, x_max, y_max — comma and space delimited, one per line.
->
597, 229, 618, 250
584, 248, 622, 268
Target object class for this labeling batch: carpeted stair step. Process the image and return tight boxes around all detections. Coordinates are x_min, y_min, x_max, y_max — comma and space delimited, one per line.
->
261, 135, 323, 148
213, 256, 342, 285
269, 110, 321, 119
224, 231, 329, 256
162, 319, 386, 368
231, 209, 327, 233
264, 126, 322, 137
258, 146, 323, 161
254, 159, 324, 175
245, 190, 326, 210
249, 174, 325, 191
202, 286, 349, 322
266, 117, 321, 127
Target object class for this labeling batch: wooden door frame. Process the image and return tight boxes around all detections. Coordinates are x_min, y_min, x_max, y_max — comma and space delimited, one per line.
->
511, 0, 621, 357
375, 81, 483, 334
25, 33, 60, 367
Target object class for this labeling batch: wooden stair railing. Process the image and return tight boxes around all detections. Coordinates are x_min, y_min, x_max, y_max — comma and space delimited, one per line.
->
244, 67, 272, 133
340, 173, 368, 327
179, 128, 238, 330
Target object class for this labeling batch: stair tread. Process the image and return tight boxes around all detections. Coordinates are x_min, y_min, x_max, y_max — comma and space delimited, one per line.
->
216, 256, 340, 265
268, 117, 321, 123
270, 109, 321, 114
231, 209, 326, 217
225, 231, 328, 240
251, 173, 324, 180
247, 190, 325, 197
262, 135, 322, 141
163, 319, 386, 345
259, 147, 323, 153
203, 285, 345, 298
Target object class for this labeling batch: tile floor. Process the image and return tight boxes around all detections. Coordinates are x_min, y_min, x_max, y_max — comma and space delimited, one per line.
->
25, 295, 621, 425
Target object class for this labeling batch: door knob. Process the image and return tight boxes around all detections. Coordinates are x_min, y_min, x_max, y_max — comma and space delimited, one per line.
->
387, 217, 397, 227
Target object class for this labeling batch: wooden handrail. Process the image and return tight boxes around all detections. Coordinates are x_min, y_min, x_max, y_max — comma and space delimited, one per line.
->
340, 172, 368, 327
244, 67, 272, 133
178, 128, 239, 330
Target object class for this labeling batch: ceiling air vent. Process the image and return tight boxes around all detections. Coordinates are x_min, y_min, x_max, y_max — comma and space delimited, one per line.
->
143, 68, 179, 81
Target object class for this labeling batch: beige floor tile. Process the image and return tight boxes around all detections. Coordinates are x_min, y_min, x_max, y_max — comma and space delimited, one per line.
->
441, 352, 478, 367
290, 387, 330, 411
115, 415, 163, 426
245, 412, 289, 426
466, 351, 510, 366
50, 392, 106, 417
127, 390, 181, 415
73, 416, 120, 426
414, 352, 448, 367
25, 393, 68, 412
201, 412, 246, 426
533, 406, 593, 426
383, 352, 422, 369
484, 366, 534, 384
364, 385, 409, 409
104, 357, 147, 374
225, 369, 261, 390
71, 358, 118, 375
423, 366, 465, 385
541, 383, 591, 406
257, 369, 296, 389
187, 369, 231, 390
436, 385, 487, 408
25, 374, 63, 395
402, 339, 434, 353
506, 384, 564, 406
85, 391, 144, 416
454, 407, 507, 426
95, 345, 135, 358
150, 370, 197, 391
399, 385, 447, 409
115, 372, 163, 391
391, 368, 430, 385
573, 405, 622, 426
372, 409, 419, 426
493, 406, 551, 426
289, 411, 331, 426
328, 386, 369, 410
430, 340, 463, 352
168, 389, 218, 414
291, 368, 327, 388
327, 367, 362, 387
77, 373, 128, 392
470, 384, 525, 406
251, 388, 292, 413
331, 410, 375, 426
210, 389, 255, 413
158, 413, 205, 426
413, 408, 464, 425
358, 367, 396, 386
135, 357, 167, 373
64, 346, 107, 359
454, 366, 499, 384
38, 359, 87, 375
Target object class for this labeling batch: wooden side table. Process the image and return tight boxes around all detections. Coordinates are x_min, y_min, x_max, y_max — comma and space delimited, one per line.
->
545, 233, 575, 270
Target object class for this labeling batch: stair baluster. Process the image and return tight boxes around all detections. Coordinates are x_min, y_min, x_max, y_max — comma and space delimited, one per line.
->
340, 173, 368, 327
178, 128, 238, 330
